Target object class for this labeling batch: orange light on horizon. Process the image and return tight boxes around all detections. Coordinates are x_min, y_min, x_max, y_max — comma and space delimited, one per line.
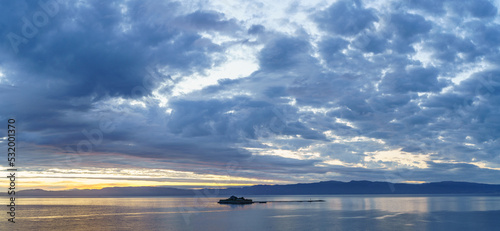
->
0, 167, 287, 191
0, 177, 277, 191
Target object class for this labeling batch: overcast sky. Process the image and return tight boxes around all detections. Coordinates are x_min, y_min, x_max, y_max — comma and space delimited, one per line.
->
1, 0, 500, 190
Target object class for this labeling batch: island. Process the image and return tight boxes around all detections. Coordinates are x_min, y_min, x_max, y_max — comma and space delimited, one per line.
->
218, 195, 253, 204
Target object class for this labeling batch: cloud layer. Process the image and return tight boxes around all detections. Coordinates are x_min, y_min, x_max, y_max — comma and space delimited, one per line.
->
1, 0, 500, 188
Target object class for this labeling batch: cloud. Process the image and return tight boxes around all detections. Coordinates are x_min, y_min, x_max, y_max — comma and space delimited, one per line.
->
2, 0, 500, 187
403, 0, 446, 15
352, 32, 388, 54
1, 0, 227, 99
448, 0, 498, 19
380, 66, 447, 93
318, 37, 349, 63
387, 13, 432, 53
248, 24, 265, 34
314, 0, 378, 36
175, 10, 240, 32
258, 36, 315, 71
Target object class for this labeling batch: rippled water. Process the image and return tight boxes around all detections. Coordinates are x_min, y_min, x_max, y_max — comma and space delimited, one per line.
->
2, 195, 500, 231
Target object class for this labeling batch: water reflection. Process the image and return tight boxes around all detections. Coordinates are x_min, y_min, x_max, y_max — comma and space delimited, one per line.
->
1, 195, 499, 231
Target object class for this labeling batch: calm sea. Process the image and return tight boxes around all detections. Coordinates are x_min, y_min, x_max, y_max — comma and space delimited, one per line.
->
1, 195, 500, 231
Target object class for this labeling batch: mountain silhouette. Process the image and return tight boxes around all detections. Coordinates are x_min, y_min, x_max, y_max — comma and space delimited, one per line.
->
14, 180, 500, 197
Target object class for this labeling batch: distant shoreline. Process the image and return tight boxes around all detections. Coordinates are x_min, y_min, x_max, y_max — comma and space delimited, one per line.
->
2, 193, 500, 198
6, 180, 500, 197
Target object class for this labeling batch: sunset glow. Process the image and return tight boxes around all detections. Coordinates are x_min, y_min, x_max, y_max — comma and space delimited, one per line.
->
2, 0, 500, 192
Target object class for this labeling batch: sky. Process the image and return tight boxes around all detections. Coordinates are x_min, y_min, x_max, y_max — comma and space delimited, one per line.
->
1, 0, 500, 190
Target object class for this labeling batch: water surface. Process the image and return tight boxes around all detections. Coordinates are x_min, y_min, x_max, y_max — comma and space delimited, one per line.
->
2, 195, 499, 231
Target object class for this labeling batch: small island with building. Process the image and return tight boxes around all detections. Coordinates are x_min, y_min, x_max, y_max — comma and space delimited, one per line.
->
218, 195, 326, 204
218, 195, 254, 204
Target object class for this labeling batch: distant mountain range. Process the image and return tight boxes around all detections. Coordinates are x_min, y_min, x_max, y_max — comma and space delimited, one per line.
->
11, 180, 500, 197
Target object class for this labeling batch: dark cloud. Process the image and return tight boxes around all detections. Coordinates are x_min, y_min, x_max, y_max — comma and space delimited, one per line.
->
403, 0, 446, 15
352, 32, 388, 54
423, 33, 475, 63
448, 0, 498, 19
318, 37, 349, 63
248, 24, 265, 34
314, 0, 378, 36
380, 66, 447, 93
174, 10, 240, 33
1, 0, 226, 99
258, 36, 315, 71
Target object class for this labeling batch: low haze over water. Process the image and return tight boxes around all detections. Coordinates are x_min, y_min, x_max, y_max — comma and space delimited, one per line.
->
2, 195, 500, 231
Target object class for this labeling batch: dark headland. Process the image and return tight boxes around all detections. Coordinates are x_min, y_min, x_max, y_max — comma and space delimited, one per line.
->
11, 180, 500, 197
